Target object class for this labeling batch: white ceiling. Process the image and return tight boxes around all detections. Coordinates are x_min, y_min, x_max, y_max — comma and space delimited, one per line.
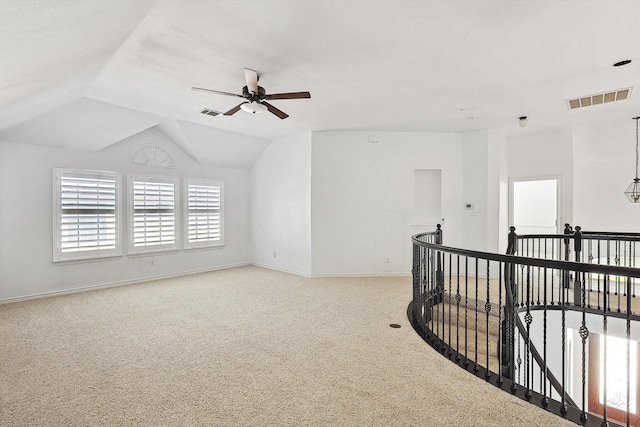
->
1, 0, 639, 165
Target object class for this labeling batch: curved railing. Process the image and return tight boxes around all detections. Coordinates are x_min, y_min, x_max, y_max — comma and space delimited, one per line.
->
409, 225, 640, 427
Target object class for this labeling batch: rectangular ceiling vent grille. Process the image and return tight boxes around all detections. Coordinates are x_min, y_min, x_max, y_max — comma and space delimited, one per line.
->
200, 108, 222, 117
567, 87, 632, 110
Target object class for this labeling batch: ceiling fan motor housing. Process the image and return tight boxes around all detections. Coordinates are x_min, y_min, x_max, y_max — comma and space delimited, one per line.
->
242, 85, 266, 101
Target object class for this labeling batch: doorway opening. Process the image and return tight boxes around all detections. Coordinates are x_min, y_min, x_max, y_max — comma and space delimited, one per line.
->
510, 178, 559, 236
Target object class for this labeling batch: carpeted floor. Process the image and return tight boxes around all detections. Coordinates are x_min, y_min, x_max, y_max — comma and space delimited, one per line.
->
0, 266, 575, 426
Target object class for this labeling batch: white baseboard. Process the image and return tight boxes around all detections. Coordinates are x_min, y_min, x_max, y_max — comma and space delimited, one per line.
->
250, 262, 312, 277
310, 272, 412, 278
1, 263, 415, 304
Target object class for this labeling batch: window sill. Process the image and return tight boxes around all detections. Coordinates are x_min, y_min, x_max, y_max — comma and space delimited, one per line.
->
53, 254, 123, 265
184, 243, 225, 252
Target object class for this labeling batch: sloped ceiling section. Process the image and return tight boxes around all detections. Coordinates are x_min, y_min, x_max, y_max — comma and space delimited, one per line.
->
172, 120, 270, 170
0, 97, 163, 151
0, 0, 157, 129
1, 0, 640, 159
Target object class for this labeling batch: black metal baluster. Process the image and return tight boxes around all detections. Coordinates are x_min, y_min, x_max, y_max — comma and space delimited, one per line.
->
616, 240, 621, 313
625, 276, 631, 427
498, 260, 503, 385
432, 247, 440, 344
551, 237, 556, 305
537, 239, 541, 305
601, 275, 609, 427
412, 242, 420, 322
524, 265, 532, 400
441, 253, 446, 345
464, 257, 469, 367
579, 270, 589, 424
588, 239, 593, 309
632, 241, 637, 298
485, 261, 491, 379
517, 325, 522, 387
427, 246, 432, 331
597, 240, 602, 310
520, 264, 525, 308
560, 258, 567, 416
542, 268, 549, 407
455, 255, 461, 362
607, 241, 612, 312
448, 254, 452, 356
474, 258, 479, 372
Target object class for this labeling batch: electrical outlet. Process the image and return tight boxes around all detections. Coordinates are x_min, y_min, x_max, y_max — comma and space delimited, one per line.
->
273, 251, 277, 258
385, 257, 390, 263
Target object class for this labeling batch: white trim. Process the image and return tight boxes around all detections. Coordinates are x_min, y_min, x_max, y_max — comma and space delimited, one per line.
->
1, 263, 415, 304
309, 272, 412, 278
52, 168, 123, 262
250, 263, 313, 277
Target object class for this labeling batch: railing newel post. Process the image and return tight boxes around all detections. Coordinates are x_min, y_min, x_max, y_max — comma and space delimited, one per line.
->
574, 226, 583, 306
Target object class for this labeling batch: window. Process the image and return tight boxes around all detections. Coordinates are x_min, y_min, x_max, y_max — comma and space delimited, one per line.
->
129, 175, 179, 253
588, 333, 640, 426
184, 179, 224, 249
53, 169, 121, 262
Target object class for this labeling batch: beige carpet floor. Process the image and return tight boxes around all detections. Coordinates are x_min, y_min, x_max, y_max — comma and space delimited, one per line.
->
0, 266, 575, 426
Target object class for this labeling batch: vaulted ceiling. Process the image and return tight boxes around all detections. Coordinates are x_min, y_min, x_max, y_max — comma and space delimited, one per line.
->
1, 0, 639, 167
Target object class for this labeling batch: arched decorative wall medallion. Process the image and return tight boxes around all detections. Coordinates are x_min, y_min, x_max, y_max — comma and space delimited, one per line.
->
130, 145, 175, 169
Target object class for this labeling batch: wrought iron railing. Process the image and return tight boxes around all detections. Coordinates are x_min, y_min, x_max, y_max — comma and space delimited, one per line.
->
409, 225, 640, 427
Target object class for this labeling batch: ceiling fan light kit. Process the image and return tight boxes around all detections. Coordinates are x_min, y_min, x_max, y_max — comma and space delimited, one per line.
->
192, 68, 310, 120
240, 101, 267, 114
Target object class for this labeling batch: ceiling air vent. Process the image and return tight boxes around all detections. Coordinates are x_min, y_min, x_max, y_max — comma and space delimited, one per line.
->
200, 108, 222, 117
567, 87, 632, 110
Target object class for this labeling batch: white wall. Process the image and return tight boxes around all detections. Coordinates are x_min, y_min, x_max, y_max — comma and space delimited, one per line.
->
250, 132, 312, 275
573, 122, 640, 232
310, 131, 464, 276
507, 130, 574, 231
0, 127, 253, 301
3, 119, 633, 301
488, 129, 509, 254
462, 130, 490, 252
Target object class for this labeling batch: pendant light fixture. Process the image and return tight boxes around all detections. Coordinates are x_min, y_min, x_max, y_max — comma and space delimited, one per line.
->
624, 116, 640, 203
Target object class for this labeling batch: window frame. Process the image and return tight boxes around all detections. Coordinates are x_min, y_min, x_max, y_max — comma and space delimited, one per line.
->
128, 174, 180, 255
53, 168, 122, 262
184, 179, 225, 250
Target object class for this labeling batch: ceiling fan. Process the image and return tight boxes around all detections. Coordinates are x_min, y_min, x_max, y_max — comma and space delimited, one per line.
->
191, 68, 310, 119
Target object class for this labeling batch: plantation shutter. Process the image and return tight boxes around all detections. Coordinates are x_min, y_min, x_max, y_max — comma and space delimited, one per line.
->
54, 170, 121, 261
186, 180, 224, 248
132, 177, 177, 250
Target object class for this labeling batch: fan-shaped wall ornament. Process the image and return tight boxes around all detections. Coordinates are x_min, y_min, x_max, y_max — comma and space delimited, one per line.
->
130, 145, 176, 169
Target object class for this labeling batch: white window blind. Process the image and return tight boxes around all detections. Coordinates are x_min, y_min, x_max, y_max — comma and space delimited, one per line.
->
185, 180, 224, 248
130, 176, 179, 252
54, 170, 121, 261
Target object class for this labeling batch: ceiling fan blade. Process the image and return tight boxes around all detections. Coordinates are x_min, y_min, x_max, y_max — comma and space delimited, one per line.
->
264, 91, 311, 100
192, 87, 243, 98
224, 103, 244, 116
262, 101, 289, 119
244, 68, 259, 95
